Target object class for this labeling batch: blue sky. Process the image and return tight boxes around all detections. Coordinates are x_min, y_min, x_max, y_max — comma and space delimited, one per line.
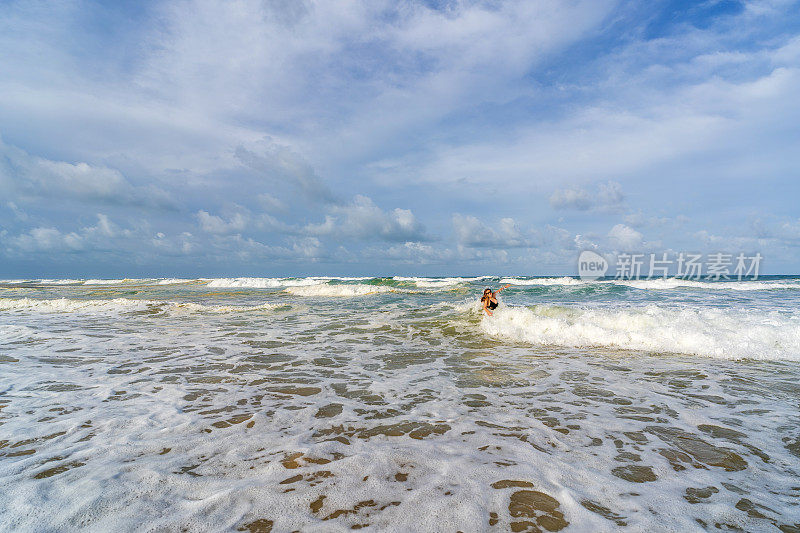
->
1, 0, 799, 277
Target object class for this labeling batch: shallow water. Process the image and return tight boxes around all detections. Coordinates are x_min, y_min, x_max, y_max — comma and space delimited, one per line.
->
1, 277, 799, 532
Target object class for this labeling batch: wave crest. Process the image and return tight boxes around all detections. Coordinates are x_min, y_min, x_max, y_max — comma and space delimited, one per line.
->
498, 277, 800, 291
480, 304, 800, 360
0, 297, 291, 315
284, 284, 395, 297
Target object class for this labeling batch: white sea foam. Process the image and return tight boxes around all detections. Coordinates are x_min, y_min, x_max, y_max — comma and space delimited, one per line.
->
0, 297, 149, 313
500, 276, 586, 286
207, 277, 328, 288
2, 280, 799, 531
480, 304, 800, 360
0, 297, 289, 315
156, 278, 207, 285
165, 301, 292, 314
284, 284, 395, 297
82, 278, 143, 285
0, 324, 34, 344
395, 276, 492, 288
614, 278, 800, 291
499, 276, 800, 291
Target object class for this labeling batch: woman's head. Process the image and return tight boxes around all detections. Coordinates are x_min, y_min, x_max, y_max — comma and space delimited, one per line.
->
483, 288, 492, 298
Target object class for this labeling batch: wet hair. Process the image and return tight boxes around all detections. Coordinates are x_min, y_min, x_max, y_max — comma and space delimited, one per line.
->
481, 288, 492, 302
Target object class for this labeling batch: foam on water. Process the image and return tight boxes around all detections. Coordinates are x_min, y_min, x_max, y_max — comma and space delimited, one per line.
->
0, 324, 34, 344
0, 297, 296, 316
1, 277, 800, 531
500, 276, 587, 286
284, 284, 396, 297
156, 278, 207, 285
0, 297, 150, 314
614, 278, 800, 291
479, 304, 800, 361
208, 277, 329, 288
82, 279, 142, 285
500, 276, 800, 291
395, 276, 491, 288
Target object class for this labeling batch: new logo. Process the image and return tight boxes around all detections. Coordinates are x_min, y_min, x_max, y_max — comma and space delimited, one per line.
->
578, 250, 608, 280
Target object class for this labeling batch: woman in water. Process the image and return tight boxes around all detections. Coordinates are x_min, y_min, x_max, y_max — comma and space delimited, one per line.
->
481, 284, 511, 316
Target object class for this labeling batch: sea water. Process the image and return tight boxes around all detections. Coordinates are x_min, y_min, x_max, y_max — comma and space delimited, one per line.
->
1, 276, 799, 532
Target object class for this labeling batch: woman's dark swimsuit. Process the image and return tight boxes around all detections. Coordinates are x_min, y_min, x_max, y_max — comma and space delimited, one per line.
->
487, 299, 498, 310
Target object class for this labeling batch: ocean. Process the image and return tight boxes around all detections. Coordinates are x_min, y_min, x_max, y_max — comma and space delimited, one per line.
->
1, 276, 799, 532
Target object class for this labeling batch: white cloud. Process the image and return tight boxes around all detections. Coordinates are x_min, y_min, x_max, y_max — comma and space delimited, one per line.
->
91, 214, 116, 238
0, 139, 174, 208
196, 210, 249, 234
1, 1, 800, 273
393, 33, 800, 196
549, 187, 593, 210
452, 214, 539, 248
4, 214, 124, 254
152, 231, 198, 256
550, 181, 625, 211
607, 223, 643, 250
304, 195, 427, 242
8, 227, 83, 253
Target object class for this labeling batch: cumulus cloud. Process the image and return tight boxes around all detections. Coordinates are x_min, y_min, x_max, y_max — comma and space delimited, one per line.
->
550, 181, 624, 211
151, 231, 197, 256
452, 214, 539, 248
8, 227, 84, 253
304, 195, 427, 242
196, 210, 249, 235
0, 139, 174, 209
607, 223, 643, 250
549, 188, 593, 210
4, 214, 126, 254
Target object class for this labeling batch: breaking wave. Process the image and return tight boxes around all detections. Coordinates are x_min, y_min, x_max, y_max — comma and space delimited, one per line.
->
207, 277, 362, 288
499, 277, 800, 291
284, 284, 396, 297
480, 304, 800, 361
499, 277, 585, 286
0, 297, 291, 315
394, 276, 491, 288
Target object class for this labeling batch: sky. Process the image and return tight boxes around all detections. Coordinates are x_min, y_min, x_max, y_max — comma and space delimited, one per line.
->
1, 0, 799, 277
